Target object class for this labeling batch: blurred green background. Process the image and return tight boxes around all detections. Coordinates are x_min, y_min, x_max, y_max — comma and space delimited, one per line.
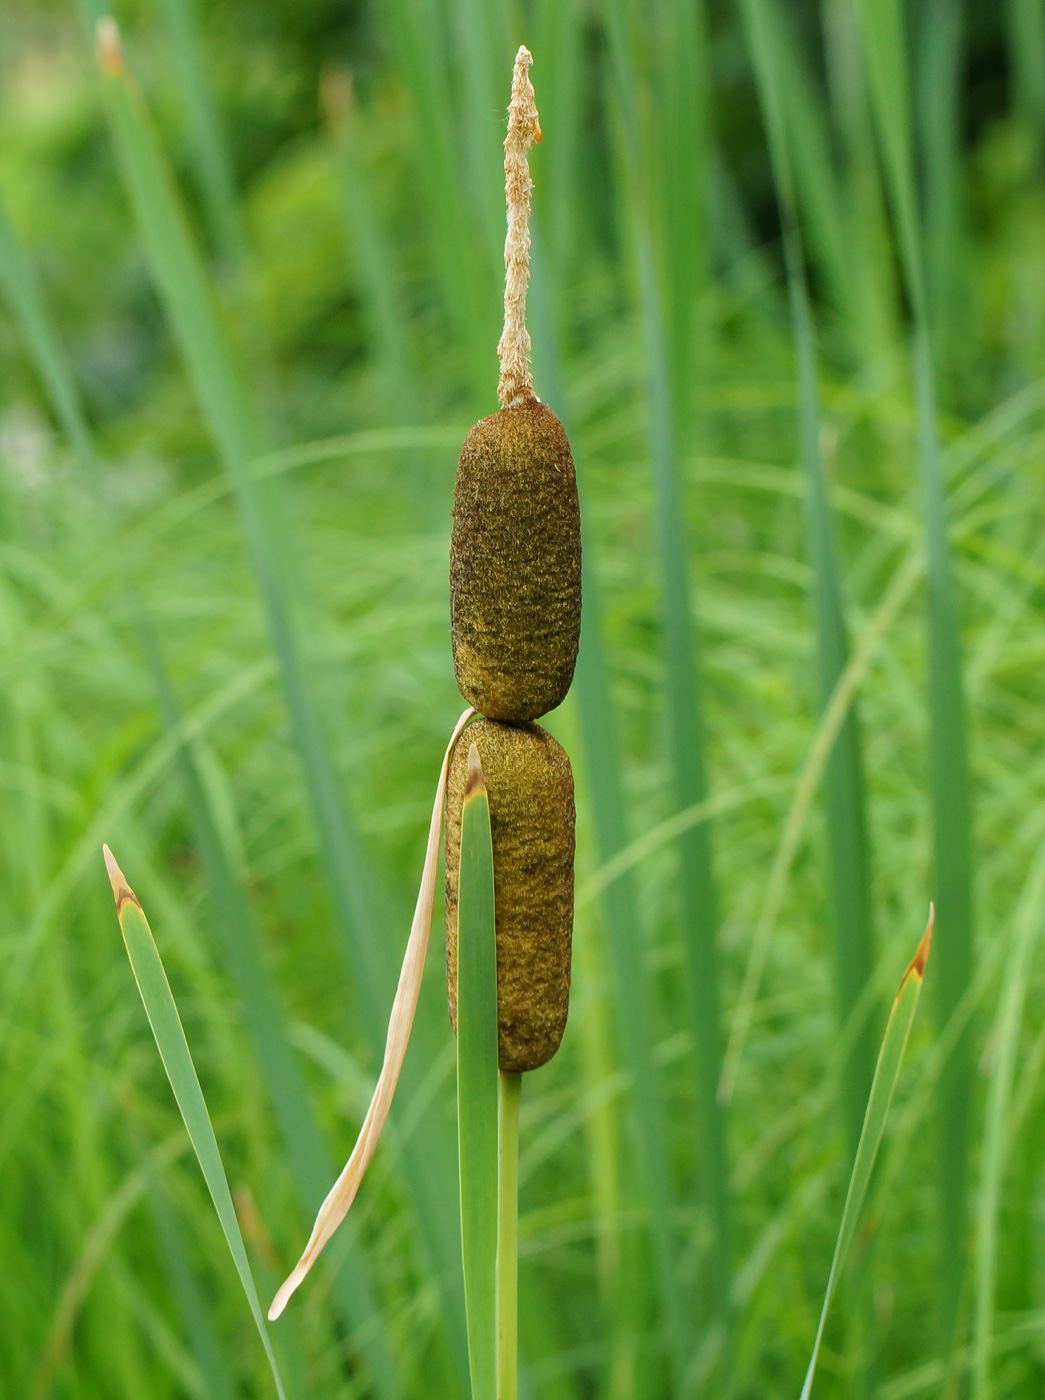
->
2, 0, 1045, 1395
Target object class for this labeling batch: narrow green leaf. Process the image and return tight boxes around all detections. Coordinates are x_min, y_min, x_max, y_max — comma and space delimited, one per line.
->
148, 1182, 237, 1400
456, 743, 499, 1400
917, 0, 964, 356
972, 846, 1045, 1400
764, 4, 852, 324
377, 0, 496, 404
94, 23, 467, 1375
740, 0, 876, 1162
657, 0, 710, 418
721, 548, 924, 1103
152, 0, 246, 269
856, 0, 975, 1342
102, 846, 288, 1400
325, 73, 415, 419
0, 196, 100, 485
496, 1071, 521, 1400
447, 0, 508, 271
529, 0, 583, 330
799, 911, 934, 1400
602, 1, 730, 1367
821, 0, 898, 363
161, 719, 399, 1375
1008, 0, 1045, 135
97, 10, 382, 1097
525, 257, 666, 1385
0, 157, 403, 1395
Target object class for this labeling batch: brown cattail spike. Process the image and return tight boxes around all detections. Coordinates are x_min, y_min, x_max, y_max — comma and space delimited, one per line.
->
450, 48, 581, 722
445, 718, 575, 1073
450, 396, 580, 721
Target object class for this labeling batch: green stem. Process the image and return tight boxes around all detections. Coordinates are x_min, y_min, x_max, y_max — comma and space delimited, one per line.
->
497, 1071, 521, 1400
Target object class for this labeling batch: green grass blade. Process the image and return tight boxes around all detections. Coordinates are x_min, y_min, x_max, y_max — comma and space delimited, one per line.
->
95, 23, 262, 468
148, 1182, 237, 1400
525, 274, 666, 1385
603, 2, 731, 1365
456, 743, 498, 1400
766, 7, 851, 325
324, 74, 414, 420
749, 0, 876, 332
0, 154, 403, 1395
741, 0, 876, 1162
799, 912, 934, 1400
496, 1071, 520, 1400
530, 0, 583, 323
97, 16, 398, 1050
856, 0, 975, 1344
447, 0, 507, 274
102, 846, 288, 1400
641, 224, 732, 1354
158, 722, 401, 1381
0, 197, 100, 485
820, 0, 898, 363
1008, 0, 1045, 135
530, 255, 683, 1375
917, 0, 963, 353
378, 0, 496, 405
853, 0, 929, 321
94, 24, 466, 1379
572, 534, 675, 1380
658, 0, 710, 424
152, 0, 246, 269
972, 846, 1045, 1400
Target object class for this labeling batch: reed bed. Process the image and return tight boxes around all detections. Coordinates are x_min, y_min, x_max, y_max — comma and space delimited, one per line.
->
2, 1, 1045, 1396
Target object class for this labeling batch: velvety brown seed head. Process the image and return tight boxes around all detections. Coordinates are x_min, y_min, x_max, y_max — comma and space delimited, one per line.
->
450, 393, 581, 722
445, 717, 575, 1073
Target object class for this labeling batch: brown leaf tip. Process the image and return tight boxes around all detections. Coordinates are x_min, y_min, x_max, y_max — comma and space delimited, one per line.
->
907, 903, 935, 980
96, 17, 125, 77
464, 742, 486, 801
103, 844, 141, 914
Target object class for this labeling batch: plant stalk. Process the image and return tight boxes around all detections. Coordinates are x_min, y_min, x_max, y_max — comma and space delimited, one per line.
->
497, 1071, 521, 1400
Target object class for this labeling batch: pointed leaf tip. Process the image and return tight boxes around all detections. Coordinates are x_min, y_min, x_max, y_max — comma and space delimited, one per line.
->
103, 844, 141, 913
268, 1276, 296, 1321
904, 904, 935, 983
464, 742, 486, 801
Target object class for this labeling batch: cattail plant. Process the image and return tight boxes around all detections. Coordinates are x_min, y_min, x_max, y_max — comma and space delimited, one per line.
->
263, 46, 579, 1395
91, 32, 940, 1400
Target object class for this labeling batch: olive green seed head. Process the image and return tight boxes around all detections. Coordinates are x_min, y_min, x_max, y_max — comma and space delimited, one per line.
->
444, 717, 575, 1073
450, 393, 581, 723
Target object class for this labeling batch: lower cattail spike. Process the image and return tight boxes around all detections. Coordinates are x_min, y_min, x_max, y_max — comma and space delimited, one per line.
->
444, 718, 575, 1073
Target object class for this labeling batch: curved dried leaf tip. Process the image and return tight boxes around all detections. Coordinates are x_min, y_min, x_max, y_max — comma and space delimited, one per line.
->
497, 46, 541, 409
268, 708, 476, 1321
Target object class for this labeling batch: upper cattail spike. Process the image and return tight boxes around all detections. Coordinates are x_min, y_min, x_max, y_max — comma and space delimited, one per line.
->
497, 46, 541, 408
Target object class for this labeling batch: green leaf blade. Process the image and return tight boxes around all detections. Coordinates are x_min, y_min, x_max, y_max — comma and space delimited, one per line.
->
456, 745, 499, 1400
856, 0, 976, 1342
740, 0, 876, 1165
95, 23, 467, 1378
103, 845, 288, 1400
799, 911, 934, 1400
